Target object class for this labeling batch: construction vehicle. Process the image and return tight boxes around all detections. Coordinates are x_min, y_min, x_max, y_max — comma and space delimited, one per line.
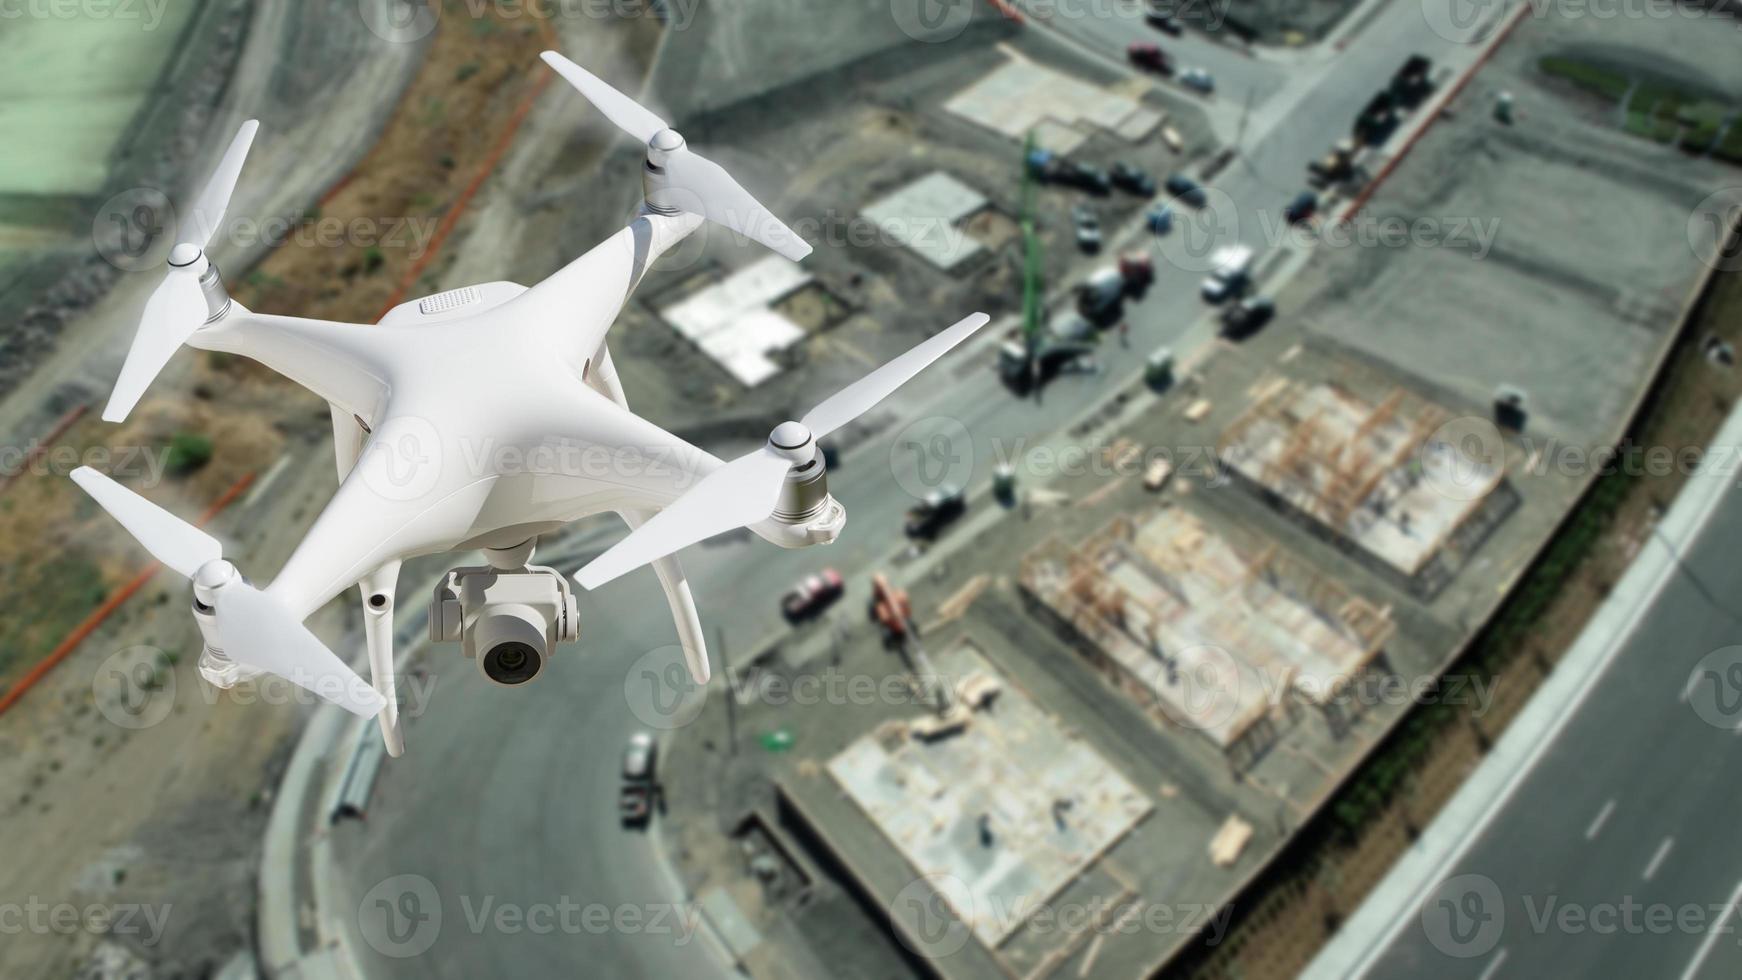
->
870, 573, 915, 644
1307, 138, 1358, 187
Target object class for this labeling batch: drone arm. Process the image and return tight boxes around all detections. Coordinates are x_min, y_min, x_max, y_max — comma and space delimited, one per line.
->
187, 303, 393, 422
359, 561, 406, 756
584, 342, 710, 684
515, 207, 704, 375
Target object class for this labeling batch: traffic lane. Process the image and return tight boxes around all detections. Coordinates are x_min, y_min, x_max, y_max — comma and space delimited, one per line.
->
1363, 491, 1742, 979
337, 583, 724, 980
1010, 0, 1287, 110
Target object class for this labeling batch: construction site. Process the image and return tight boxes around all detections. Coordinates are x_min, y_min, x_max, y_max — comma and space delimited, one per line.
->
1216, 381, 1518, 596
1019, 506, 1396, 768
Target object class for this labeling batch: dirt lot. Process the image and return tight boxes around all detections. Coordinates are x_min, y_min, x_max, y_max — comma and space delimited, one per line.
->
0, 3, 576, 975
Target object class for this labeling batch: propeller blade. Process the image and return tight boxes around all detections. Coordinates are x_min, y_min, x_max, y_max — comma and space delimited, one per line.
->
217, 585, 385, 717
663, 149, 812, 262
540, 51, 667, 145
71, 466, 221, 578
577, 450, 792, 590
104, 268, 207, 422
183, 119, 259, 250
802, 313, 990, 438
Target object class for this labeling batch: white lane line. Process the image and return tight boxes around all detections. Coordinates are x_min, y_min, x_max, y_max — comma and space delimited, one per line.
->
1682, 669, 1700, 701
1644, 837, 1675, 881
1585, 799, 1617, 841
1679, 880, 1742, 980
1477, 947, 1508, 980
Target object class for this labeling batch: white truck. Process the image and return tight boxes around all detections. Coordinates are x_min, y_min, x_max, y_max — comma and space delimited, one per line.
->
1200, 245, 1255, 304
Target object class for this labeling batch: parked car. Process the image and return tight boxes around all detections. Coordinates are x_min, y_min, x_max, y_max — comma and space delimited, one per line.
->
1071, 204, 1102, 253
1119, 249, 1155, 288
1164, 173, 1207, 207
620, 783, 652, 827
1146, 202, 1175, 235
1127, 42, 1173, 75
1178, 67, 1215, 94
1200, 244, 1254, 304
905, 486, 967, 539
1111, 162, 1157, 196
782, 568, 845, 622
623, 731, 658, 783
1146, 7, 1184, 34
1221, 296, 1276, 337
1055, 158, 1112, 195
1284, 190, 1319, 224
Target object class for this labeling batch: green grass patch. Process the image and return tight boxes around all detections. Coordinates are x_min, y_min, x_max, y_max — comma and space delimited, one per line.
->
1540, 57, 1633, 102
165, 432, 214, 476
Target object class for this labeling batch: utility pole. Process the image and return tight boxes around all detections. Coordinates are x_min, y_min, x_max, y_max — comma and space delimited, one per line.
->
717, 625, 737, 757
1020, 130, 1045, 396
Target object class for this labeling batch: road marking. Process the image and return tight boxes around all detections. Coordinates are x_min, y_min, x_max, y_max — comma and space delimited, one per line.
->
1682, 667, 1703, 702
1477, 948, 1508, 980
1585, 799, 1616, 841
1680, 880, 1742, 980
1644, 837, 1675, 881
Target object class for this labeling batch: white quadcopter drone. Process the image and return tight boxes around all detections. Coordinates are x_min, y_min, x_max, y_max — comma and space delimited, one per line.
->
74, 52, 988, 755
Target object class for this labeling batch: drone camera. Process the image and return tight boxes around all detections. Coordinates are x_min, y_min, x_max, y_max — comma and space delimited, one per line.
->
431, 564, 580, 686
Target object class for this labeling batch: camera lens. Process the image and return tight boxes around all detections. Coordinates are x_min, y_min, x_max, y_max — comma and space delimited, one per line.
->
482, 641, 542, 685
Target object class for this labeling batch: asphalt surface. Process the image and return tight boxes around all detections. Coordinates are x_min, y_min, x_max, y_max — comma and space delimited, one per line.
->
1349, 471, 1742, 980
324, 2, 1527, 976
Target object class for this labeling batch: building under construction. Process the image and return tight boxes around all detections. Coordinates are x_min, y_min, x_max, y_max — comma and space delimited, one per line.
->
1019, 506, 1395, 767
1217, 380, 1514, 596
819, 640, 1156, 980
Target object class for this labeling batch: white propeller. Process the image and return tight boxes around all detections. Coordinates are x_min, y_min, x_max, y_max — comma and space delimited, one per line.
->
105, 119, 260, 423
71, 467, 384, 718
540, 52, 812, 262
576, 313, 990, 589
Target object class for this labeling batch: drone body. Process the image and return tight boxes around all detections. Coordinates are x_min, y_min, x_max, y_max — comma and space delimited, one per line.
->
75, 53, 988, 755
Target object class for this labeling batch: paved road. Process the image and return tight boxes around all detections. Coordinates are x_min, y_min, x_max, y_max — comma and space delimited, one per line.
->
1339, 460, 1742, 980
325, 2, 1525, 976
